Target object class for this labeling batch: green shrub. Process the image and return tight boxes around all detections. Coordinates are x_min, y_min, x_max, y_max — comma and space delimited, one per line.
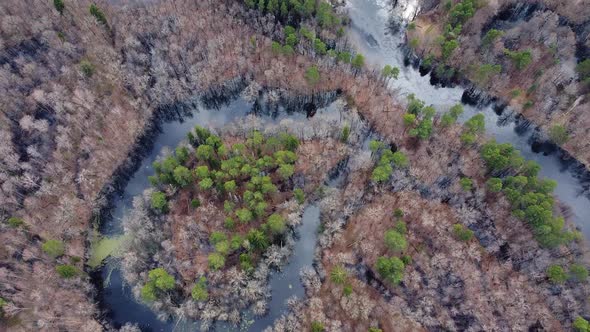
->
452, 224, 474, 241
89, 4, 108, 25
311, 321, 325, 332
375, 256, 405, 284
305, 66, 321, 85
54, 0, 65, 14
268, 214, 286, 234
574, 316, 590, 332
191, 199, 201, 208
352, 54, 365, 69
294, 188, 305, 204
56, 264, 77, 278
80, 60, 95, 77
191, 276, 209, 302
384, 230, 407, 252
150, 191, 167, 212
486, 178, 503, 192
482, 29, 504, 46
549, 124, 569, 145
459, 177, 473, 191
208, 253, 225, 270
7, 217, 24, 228
546, 265, 567, 284
341, 124, 351, 143
42, 239, 65, 258
569, 264, 589, 282
330, 265, 347, 285
504, 49, 532, 70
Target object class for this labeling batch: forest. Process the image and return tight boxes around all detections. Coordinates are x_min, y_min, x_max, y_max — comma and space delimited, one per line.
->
0, 0, 589, 331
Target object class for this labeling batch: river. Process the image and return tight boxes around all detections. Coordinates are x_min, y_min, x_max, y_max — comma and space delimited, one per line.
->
96, 0, 590, 331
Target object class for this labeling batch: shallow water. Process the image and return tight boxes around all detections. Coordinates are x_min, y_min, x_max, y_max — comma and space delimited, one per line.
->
346, 0, 590, 238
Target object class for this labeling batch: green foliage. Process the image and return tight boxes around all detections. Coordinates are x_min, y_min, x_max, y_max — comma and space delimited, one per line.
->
480, 140, 524, 172
486, 177, 503, 192
384, 230, 407, 252
343, 283, 353, 296
403, 113, 417, 127
56, 264, 78, 278
441, 104, 464, 127
382, 65, 400, 80
247, 228, 269, 250
441, 39, 459, 60
54, 0, 65, 14
191, 276, 208, 302
7, 216, 24, 228
89, 4, 108, 25
199, 178, 213, 190
196, 144, 215, 160
375, 256, 405, 284
141, 282, 157, 301
549, 124, 569, 145
142, 268, 175, 301
546, 265, 567, 284
452, 224, 474, 241
210, 231, 227, 245
235, 208, 253, 223
369, 328, 383, 332
317, 2, 339, 27
574, 317, 590, 332
459, 177, 473, 191
464, 114, 485, 134
576, 59, 590, 84
294, 188, 305, 204
352, 54, 365, 69
449, 0, 476, 25
569, 264, 589, 282
208, 253, 225, 270
482, 29, 503, 46
151, 191, 167, 212
42, 239, 65, 258
405, 94, 434, 139
267, 214, 286, 234
330, 265, 348, 285
149, 267, 175, 291
314, 38, 327, 55
80, 60, 95, 77
474, 63, 501, 85
311, 321, 325, 332
371, 164, 393, 183
391, 151, 409, 168
173, 166, 192, 187
409, 38, 420, 49
278, 163, 295, 179
337, 51, 352, 63
341, 124, 351, 143
394, 208, 404, 218
504, 49, 533, 70
305, 65, 321, 85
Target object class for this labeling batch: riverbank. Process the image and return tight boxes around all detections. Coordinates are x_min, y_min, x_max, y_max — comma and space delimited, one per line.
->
404, 0, 590, 170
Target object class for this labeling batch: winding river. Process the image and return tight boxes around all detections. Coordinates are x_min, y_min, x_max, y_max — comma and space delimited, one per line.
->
96, 0, 590, 331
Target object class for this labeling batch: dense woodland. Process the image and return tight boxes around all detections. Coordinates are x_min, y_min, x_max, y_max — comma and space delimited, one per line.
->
406, 0, 590, 166
0, 0, 589, 331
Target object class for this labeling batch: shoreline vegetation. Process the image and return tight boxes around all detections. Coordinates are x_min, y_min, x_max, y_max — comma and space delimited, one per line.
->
404, 0, 590, 170
0, 0, 588, 331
